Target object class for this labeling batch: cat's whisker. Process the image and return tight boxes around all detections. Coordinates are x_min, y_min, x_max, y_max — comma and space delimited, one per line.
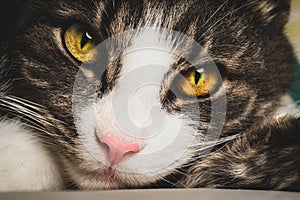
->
181, 134, 242, 165
0, 100, 78, 149
157, 176, 178, 188
5, 95, 44, 109
0, 100, 43, 122
191, 134, 240, 149
0, 98, 41, 117
200, 1, 257, 41
172, 169, 189, 181
0, 108, 45, 132
1, 95, 67, 126
0, 97, 70, 138
0, 99, 52, 126
201, 0, 228, 29
0, 115, 58, 145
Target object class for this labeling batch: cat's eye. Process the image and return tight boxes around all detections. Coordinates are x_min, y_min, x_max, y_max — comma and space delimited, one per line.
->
175, 67, 220, 98
64, 24, 98, 63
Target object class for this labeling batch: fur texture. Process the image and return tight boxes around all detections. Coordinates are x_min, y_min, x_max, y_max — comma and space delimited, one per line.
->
0, 0, 299, 191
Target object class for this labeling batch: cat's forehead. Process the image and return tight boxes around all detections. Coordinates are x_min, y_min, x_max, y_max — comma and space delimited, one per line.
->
40, 0, 290, 32
53, 0, 196, 31
43, 0, 286, 50
51, 0, 239, 31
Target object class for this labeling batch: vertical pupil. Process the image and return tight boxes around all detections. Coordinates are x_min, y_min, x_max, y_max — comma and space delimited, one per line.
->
80, 32, 92, 49
194, 70, 201, 85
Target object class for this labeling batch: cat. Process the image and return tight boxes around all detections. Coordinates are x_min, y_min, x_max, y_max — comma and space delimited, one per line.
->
0, 0, 299, 191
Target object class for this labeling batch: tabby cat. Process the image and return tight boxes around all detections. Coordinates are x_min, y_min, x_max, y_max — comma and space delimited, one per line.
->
0, 0, 299, 191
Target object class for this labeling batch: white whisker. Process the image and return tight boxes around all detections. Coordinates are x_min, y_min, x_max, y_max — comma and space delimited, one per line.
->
0, 116, 57, 141
1, 95, 67, 126
201, 0, 228, 29
0, 99, 50, 124
0, 95, 68, 132
5, 96, 43, 109
191, 134, 240, 149
199, 1, 256, 40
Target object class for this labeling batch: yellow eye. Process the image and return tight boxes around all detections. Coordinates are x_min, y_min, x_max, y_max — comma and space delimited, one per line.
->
64, 24, 98, 63
178, 68, 219, 98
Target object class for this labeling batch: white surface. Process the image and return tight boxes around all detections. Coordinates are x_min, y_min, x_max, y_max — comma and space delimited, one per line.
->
0, 189, 299, 200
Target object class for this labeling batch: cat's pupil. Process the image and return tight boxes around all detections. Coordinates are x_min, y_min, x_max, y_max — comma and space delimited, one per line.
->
80, 32, 92, 49
194, 70, 202, 85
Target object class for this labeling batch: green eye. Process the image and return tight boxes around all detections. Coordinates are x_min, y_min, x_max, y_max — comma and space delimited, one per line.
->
64, 24, 98, 63
178, 68, 219, 97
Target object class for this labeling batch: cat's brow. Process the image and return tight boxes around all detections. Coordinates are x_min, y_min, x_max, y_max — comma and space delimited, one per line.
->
54, 1, 104, 31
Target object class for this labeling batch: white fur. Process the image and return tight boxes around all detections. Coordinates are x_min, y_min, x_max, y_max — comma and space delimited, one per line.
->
0, 120, 64, 191
276, 95, 300, 118
75, 28, 198, 183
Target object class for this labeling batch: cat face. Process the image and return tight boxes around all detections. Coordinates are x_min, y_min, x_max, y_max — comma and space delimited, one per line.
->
1, 0, 294, 189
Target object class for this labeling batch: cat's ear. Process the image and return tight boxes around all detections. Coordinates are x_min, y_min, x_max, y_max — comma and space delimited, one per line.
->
256, 0, 291, 27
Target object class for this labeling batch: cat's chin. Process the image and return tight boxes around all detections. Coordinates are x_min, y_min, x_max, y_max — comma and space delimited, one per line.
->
68, 164, 154, 190
75, 170, 126, 190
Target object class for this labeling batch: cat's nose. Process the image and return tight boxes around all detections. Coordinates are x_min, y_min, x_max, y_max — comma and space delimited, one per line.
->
99, 135, 140, 165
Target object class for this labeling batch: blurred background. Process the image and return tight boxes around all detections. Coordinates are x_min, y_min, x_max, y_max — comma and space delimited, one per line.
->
287, 1, 300, 104
287, 0, 300, 59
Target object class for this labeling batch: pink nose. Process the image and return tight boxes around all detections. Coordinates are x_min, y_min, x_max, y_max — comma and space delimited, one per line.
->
99, 135, 140, 165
